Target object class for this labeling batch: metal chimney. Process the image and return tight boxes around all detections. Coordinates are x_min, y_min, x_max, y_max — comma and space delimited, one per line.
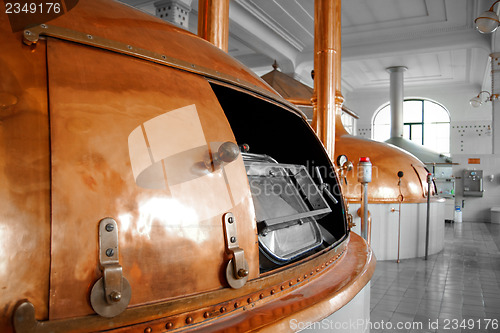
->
384, 66, 452, 164
386, 66, 407, 138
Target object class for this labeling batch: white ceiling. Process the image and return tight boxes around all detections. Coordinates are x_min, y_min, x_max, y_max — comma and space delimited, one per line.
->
120, 0, 495, 96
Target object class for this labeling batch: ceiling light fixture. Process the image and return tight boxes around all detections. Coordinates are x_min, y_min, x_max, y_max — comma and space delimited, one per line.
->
475, 0, 500, 33
469, 91, 499, 107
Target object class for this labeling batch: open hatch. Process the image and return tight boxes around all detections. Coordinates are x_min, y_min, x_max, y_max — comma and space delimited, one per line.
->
210, 82, 348, 273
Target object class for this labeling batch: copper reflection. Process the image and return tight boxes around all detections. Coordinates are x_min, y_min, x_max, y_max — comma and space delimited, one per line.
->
198, 0, 230, 52
313, 0, 341, 158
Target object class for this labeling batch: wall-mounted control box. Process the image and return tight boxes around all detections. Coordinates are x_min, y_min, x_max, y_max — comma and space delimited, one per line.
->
463, 169, 483, 197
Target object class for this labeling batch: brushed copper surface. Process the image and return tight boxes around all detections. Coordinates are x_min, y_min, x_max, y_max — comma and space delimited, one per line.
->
0, 13, 51, 333
22, 23, 282, 109
44, 38, 259, 319
42, 0, 273, 96
198, 0, 230, 52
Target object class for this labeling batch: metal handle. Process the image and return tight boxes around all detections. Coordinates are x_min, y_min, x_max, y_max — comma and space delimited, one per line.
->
90, 218, 131, 317
223, 213, 249, 289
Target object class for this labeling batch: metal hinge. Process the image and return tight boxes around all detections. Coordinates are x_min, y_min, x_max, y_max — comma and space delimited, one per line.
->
223, 213, 249, 289
90, 218, 131, 317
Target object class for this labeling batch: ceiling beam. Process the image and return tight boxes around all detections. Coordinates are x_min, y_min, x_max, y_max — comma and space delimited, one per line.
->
228, 0, 299, 74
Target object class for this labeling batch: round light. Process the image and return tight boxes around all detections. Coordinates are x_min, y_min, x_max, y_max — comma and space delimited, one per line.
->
469, 96, 482, 108
475, 10, 500, 34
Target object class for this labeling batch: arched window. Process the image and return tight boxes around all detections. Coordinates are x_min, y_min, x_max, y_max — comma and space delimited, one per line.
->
372, 99, 450, 156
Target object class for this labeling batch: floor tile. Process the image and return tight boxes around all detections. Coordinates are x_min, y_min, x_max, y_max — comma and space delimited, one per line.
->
370, 222, 500, 331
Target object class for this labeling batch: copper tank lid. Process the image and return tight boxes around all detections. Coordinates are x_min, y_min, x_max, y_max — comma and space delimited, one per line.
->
336, 120, 433, 204
261, 62, 314, 106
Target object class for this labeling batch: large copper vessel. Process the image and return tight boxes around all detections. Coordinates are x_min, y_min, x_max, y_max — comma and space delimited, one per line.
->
335, 118, 434, 204
0, 0, 374, 332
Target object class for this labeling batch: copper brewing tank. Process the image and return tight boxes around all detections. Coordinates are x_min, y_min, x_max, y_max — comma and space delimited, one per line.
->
335, 117, 434, 203
0, 0, 374, 332
260, 69, 432, 204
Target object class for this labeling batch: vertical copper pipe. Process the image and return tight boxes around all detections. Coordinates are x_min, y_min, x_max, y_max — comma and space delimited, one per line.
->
198, 0, 230, 52
313, 0, 342, 158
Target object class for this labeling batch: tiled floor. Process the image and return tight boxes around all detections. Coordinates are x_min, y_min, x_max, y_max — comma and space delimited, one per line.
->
370, 222, 500, 332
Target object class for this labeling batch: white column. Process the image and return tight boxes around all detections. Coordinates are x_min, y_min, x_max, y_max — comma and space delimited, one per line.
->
386, 66, 407, 138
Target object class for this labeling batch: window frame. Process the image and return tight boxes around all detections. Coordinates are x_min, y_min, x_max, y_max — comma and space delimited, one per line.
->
372, 98, 451, 155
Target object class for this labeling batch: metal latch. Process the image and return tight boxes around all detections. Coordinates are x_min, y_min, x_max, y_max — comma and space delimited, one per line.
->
90, 218, 131, 317
223, 213, 249, 289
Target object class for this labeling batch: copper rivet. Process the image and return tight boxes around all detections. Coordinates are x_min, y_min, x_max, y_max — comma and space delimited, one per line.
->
289, 281, 293, 286
144, 328, 152, 333
304, 275, 307, 279
270, 289, 275, 295
321, 264, 324, 268
203, 312, 209, 318
297, 278, 300, 282
234, 302, 240, 308
247, 297, 252, 303
259, 293, 264, 299
281, 285, 285, 290
220, 307, 226, 313
311, 272, 314, 276
316, 268, 320, 272
186, 317, 193, 324
165, 322, 173, 329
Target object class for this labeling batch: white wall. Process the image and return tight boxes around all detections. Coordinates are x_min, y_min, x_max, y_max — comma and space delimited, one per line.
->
344, 85, 492, 137
344, 85, 500, 222
452, 154, 500, 222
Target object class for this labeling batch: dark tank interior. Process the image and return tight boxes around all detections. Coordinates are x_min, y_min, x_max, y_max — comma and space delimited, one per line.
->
210, 82, 348, 272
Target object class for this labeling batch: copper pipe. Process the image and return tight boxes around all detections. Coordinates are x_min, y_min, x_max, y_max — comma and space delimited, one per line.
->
197, 0, 230, 52
489, 0, 500, 11
313, 0, 341, 158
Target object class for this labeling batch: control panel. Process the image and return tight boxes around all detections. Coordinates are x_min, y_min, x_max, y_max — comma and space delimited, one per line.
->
463, 169, 483, 197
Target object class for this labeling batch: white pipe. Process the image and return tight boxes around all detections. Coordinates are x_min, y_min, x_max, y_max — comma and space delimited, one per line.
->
387, 66, 407, 138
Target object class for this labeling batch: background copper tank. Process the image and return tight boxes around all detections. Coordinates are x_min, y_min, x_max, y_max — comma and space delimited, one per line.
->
335, 117, 435, 204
